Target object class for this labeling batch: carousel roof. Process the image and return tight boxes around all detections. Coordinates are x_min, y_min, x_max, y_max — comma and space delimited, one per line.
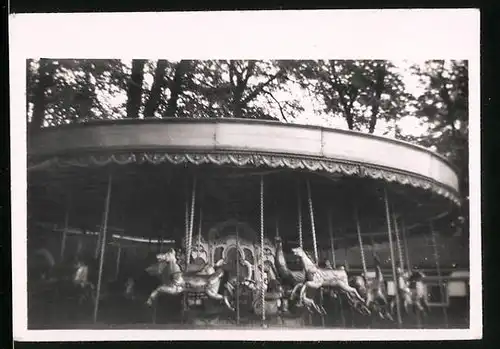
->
27, 118, 461, 246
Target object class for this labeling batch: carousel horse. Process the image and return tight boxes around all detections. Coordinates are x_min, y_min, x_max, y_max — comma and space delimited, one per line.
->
290, 247, 370, 316
274, 236, 339, 312
225, 258, 287, 317
146, 248, 227, 307
351, 254, 393, 321
390, 267, 429, 317
408, 269, 430, 315
223, 257, 256, 310
274, 236, 307, 286
251, 261, 287, 318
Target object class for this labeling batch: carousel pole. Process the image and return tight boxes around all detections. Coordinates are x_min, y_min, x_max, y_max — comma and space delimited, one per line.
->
354, 206, 368, 277
392, 210, 405, 271
115, 234, 122, 280
328, 214, 346, 327
306, 179, 324, 327
94, 213, 105, 259
184, 184, 189, 268
59, 193, 72, 262
297, 180, 303, 249
182, 182, 189, 322
260, 175, 266, 328
187, 175, 197, 269
383, 187, 403, 328
306, 180, 318, 263
401, 220, 412, 271
93, 172, 113, 324
197, 207, 203, 248
275, 215, 279, 238
429, 220, 449, 328
403, 221, 421, 328
328, 213, 336, 268
343, 239, 355, 328
236, 226, 240, 325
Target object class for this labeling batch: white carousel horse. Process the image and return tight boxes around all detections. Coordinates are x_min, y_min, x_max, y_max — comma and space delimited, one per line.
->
145, 248, 226, 306
290, 247, 370, 316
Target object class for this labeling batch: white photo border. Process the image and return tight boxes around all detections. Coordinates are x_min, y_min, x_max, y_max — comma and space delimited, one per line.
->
10, 8, 481, 341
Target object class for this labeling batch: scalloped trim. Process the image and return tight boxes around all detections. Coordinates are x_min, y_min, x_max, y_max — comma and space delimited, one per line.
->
28, 151, 461, 205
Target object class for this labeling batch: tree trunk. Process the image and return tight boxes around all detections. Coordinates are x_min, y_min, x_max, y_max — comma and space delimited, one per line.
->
126, 59, 146, 119
345, 109, 354, 130
29, 59, 53, 135
164, 60, 189, 118
368, 66, 386, 134
143, 60, 168, 118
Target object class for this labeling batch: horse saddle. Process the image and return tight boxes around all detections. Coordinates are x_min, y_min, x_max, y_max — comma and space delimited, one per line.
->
265, 291, 283, 301
185, 263, 206, 274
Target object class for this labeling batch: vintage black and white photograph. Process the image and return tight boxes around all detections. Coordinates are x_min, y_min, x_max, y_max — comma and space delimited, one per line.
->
11, 10, 481, 341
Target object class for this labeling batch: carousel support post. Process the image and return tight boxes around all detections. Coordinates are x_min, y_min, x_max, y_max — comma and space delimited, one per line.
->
260, 175, 266, 328
59, 193, 72, 262
383, 187, 403, 328
93, 172, 113, 324
429, 220, 449, 328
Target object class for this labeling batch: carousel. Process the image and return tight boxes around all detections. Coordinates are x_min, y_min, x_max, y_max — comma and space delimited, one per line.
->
27, 118, 461, 329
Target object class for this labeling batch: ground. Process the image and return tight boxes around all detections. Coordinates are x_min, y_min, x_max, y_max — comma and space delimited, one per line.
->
28, 293, 469, 330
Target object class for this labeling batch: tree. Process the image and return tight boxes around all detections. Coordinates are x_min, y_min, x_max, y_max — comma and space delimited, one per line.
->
27, 59, 129, 133
126, 59, 146, 119
186, 60, 303, 120
405, 60, 469, 239
27, 59, 55, 135
285, 60, 413, 133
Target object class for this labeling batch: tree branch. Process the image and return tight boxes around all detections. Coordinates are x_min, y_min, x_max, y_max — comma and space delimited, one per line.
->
263, 89, 287, 121
241, 70, 283, 106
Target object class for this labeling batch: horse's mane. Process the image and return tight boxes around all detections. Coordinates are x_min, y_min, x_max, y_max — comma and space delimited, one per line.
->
301, 249, 316, 265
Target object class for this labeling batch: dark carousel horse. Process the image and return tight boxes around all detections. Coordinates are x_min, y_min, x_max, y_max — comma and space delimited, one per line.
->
28, 249, 98, 325
350, 254, 393, 321
389, 267, 430, 320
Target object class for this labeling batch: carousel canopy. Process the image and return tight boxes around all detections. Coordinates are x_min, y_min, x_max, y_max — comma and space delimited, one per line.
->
28, 118, 460, 248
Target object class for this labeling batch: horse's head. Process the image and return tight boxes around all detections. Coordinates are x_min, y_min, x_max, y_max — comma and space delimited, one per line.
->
352, 275, 366, 288
274, 236, 282, 245
291, 247, 305, 257
157, 248, 176, 263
